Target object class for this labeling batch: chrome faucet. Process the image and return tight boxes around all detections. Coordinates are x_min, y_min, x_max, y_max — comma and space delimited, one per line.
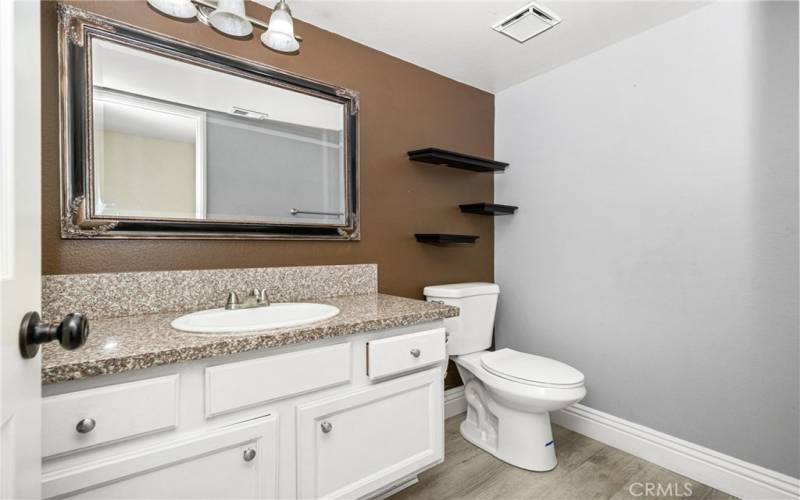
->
225, 288, 270, 310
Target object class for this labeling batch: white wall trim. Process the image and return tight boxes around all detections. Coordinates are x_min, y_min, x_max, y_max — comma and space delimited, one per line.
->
443, 390, 798, 499
552, 404, 800, 500
444, 386, 466, 419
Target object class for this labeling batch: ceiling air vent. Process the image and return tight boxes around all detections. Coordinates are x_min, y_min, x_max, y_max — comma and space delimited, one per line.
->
228, 106, 269, 121
492, 1, 562, 43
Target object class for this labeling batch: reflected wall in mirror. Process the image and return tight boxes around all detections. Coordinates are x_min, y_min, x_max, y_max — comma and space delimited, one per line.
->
60, 6, 359, 240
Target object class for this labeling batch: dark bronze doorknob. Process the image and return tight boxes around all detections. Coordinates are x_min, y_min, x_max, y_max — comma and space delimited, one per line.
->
19, 312, 89, 359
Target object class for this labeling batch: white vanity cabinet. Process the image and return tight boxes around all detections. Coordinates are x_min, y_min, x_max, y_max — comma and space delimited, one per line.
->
41, 323, 447, 500
44, 416, 279, 500
297, 369, 443, 499
42, 375, 180, 459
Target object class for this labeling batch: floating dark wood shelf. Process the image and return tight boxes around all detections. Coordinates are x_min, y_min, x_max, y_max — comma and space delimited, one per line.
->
460, 203, 518, 216
407, 148, 508, 173
415, 233, 479, 245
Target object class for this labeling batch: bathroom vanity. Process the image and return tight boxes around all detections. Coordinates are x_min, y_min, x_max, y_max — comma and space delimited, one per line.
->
39, 265, 457, 500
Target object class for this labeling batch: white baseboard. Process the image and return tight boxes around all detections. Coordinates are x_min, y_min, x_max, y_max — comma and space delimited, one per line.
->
552, 404, 800, 500
444, 386, 466, 419
443, 388, 798, 500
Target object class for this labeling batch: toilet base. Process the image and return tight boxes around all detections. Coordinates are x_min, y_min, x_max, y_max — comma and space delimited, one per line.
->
459, 386, 558, 472
452, 353, 585, 472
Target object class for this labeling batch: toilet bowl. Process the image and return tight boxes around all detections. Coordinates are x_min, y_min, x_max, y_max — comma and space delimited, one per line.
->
424, 283, 586, 472
454, 349, 585, 471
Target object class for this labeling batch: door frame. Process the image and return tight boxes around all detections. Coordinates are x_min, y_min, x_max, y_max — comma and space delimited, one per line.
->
0, 1, 43, 498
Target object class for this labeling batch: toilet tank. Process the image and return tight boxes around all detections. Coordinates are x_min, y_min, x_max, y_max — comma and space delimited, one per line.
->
423, 283, 500, 356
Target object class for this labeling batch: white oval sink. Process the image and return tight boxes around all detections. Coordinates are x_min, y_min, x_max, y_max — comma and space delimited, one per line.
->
170, 303, 340, 333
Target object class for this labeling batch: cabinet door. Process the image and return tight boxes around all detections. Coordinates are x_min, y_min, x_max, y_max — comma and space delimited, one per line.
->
43, 416, 278, 500
297, 367, 443, 499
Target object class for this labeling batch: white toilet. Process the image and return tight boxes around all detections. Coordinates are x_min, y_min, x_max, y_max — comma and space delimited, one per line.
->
424, 282, 586, 472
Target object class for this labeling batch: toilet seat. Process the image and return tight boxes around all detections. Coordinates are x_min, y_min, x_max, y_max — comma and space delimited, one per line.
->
480, 349, 585, 389
455, 350, 587, 413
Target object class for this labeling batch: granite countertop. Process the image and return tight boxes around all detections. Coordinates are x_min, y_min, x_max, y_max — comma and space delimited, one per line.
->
42, 294, 458, 385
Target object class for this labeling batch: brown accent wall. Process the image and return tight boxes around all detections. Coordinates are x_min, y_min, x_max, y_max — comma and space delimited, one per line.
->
41, 1, 494, 305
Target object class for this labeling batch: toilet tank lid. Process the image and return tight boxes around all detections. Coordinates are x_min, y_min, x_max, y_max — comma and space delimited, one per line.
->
423, 282, 499, 298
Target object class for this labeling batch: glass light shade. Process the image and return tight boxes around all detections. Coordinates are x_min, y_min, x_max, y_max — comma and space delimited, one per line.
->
261, 8, 299, 52
146, 0, 198, 19
208, 0, 253, 37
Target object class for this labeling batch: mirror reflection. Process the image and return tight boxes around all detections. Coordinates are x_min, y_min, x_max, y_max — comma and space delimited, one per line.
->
91, 38, 347, 226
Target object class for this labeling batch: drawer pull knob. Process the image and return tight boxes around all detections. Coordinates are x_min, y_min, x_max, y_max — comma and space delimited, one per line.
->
76, 418, 96, 434
410, 348, 421, 358
320, 421, 333, 433
243, 448, 257, 462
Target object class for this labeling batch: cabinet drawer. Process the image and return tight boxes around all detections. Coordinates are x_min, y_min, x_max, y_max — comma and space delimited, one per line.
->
205, 343, 351, 417
43, 415, 278, 500
297, 367, 444, 499
42, 375, 179, 459
367, 328, 446, 380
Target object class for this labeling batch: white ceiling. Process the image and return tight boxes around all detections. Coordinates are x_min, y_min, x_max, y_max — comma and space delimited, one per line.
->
284, 1, 709, 93
93, 38, 344, 131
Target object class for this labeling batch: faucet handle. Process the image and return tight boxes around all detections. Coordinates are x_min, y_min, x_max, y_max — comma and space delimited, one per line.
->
225, 291, 241, 310
257, 288, 270, 306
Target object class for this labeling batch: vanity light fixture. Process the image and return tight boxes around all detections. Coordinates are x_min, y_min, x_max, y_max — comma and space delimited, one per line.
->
261, 0, 299, 53
208, 0, 253, 37
146, 0, 302, 53
146, 0, 198, 19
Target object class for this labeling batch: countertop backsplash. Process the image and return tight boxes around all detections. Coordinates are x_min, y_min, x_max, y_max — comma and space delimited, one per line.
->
42, 264, 378, 321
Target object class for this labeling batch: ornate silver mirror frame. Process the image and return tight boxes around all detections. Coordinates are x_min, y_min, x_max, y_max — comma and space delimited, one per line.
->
58, 5, 360, 240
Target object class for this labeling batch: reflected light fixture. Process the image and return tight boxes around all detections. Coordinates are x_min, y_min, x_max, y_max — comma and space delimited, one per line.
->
208, 0, 253, 37
261, 0, 299, 53
147, 0, 302, 54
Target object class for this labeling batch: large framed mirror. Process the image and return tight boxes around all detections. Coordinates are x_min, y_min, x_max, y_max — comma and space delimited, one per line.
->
58, 5, 359, 240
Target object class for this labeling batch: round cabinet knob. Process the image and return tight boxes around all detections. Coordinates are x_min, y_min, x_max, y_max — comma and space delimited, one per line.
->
320, 421, 333, 434
410, 348, 421, 358
243, 448, 257, 462
76, 418, 96, 434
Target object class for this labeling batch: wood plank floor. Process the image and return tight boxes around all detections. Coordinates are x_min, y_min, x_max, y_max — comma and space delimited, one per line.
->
392, 417, 738, 500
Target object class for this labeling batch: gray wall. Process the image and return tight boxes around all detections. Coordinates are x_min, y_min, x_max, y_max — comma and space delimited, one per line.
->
494, 1, 798, 477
